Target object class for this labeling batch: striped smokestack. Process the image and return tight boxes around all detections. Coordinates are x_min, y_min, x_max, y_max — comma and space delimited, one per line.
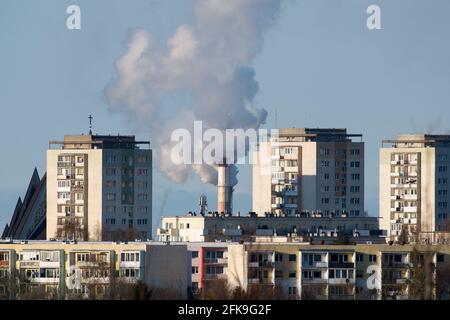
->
217, 161, 233, 214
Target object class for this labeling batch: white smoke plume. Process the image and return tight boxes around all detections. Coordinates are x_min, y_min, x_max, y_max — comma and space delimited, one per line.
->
105, 0, 284, 186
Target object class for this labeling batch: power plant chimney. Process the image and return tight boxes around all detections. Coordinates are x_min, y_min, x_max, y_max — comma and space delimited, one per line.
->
217, 160, 233, 215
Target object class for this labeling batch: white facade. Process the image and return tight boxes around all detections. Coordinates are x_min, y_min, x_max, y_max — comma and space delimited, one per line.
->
253, 128, 365, 217
380, 134, 450, 241
47, 135, 152, 241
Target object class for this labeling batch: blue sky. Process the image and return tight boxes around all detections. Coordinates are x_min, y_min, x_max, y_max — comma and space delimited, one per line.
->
1, 0, 450, 232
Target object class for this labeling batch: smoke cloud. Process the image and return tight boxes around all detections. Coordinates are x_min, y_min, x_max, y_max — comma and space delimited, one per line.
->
105, 0, 284, 186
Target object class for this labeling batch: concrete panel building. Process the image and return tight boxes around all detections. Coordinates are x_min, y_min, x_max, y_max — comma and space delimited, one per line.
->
46, 134, 152, 241
157, 213, 384, 244
253, 128, 365, 217
380, 134, 450, 242
227, 243, 450, 300
0, 241, 188, 299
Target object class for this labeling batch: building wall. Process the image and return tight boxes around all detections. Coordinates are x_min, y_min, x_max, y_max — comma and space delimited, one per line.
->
47, 136, 152, 241
158, 215, 382, 243
226, 243, 450, 300
47, 149, 103, 241
252, 129, 364, 217
380, 139, 450, 241
0, 242, 188, 299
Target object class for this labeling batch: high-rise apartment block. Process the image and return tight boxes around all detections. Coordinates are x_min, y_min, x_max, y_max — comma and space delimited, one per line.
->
253, 128, 365, 217
380, 134, 450, 241
46, 134, 152, 241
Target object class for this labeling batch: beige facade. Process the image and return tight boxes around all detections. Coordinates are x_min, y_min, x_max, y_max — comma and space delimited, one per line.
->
380, 134, 450, 242
227, 243, 450, 300
47, 134, 152, 241
253, 128, 365, 217
0, 241, 188, 299
158, 214, 383, 244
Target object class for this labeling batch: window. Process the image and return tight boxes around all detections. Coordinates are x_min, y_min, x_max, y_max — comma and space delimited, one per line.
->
106, 206, 116, 214
288, 271, 296, 278
191, 251, 199, 259
321, 160, 330, 167
120, 252, 140, 262
106, 180, 117, 188
369, 255, 377, 263
275, 253, 283, 262
437, 254, 444, 263
288, 254, 296, 262
138, 193, 148, 201
206, 266, 224, 275
138, 181, 148, 189
106, 193, 116, 201
192, 267, 199, 274
356, 254, 364, 262
106, 168, 117, 176
351, 149, 360, 156
137, 169, 149, 176
350, 161, 360, 168
121, 268, 140, 278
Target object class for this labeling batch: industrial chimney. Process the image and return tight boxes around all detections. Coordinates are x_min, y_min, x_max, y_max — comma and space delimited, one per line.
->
217, 161, 233, 215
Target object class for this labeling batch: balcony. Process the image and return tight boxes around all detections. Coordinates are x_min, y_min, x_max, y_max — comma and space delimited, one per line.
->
396, 278, 408, 284
204, 273, 227, 280
40, 261, 60, 268
404, 194, 418, 201
204, 258, 227, 265
303, 261, 327, 268
28, 277, 60, 284
76, 261, 109, 268
222, 229, 243, 236
248, 278, 274, 285
119, 261, 142, 268
256, 229, 274, 236
302, 278, 327, 284
19, 261, 40, 268
249, 261, 274, 268
328, 278, 356, 285
157, 228, 177, 236
383, 262, 408, 268
0, 261, 9, 267
328, 262, 355, 269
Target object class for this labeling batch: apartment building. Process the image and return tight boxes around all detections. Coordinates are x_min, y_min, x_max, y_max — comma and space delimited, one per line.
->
253, 128, 365, 217
157, 213, 383, 244
0, 241, 188, 299
185, 242, 228, 295
47, 134, 152, 241
380, 134, 450, 242
227, 243, 450, 300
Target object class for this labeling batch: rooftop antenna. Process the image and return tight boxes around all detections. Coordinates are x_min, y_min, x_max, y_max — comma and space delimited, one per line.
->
88, 114, 93, 134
